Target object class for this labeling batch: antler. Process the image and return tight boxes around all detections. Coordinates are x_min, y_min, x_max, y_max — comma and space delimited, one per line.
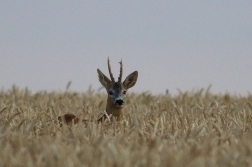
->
107, 57, 115, 82
118, 59, 123, 82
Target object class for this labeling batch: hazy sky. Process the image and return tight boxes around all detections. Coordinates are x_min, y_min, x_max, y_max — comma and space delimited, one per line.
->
1, 1, 252, 95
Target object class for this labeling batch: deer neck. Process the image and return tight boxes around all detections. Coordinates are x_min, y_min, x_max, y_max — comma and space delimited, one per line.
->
106, 98, 124, 120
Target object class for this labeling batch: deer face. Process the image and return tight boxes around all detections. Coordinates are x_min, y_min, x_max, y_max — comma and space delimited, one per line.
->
107, 82, 126, 107
97, 58, 138, 108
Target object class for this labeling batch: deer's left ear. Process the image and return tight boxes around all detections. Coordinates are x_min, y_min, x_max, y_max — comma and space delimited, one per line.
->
123, 71, 138, 90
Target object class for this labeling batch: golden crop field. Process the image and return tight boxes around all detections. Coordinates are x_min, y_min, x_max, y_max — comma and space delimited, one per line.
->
1, 86, 252, 167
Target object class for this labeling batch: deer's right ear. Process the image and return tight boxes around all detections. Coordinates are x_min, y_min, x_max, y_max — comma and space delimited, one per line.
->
97, 69, 111, 89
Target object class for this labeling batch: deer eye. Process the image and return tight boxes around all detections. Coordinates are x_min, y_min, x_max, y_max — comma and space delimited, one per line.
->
109, 91, 113, 95
123, 91, 127, 95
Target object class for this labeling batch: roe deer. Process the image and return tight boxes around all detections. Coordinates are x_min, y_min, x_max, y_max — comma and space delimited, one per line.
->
58, 57, 138, 125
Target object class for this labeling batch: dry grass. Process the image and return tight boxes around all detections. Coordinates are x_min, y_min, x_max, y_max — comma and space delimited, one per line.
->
1, 86, 252, 167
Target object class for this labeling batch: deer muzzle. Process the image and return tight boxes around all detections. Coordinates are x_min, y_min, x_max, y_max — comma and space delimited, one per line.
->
115, 99, 124, 106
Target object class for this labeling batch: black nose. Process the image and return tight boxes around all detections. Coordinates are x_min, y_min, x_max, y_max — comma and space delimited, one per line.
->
115, 99, 124, 105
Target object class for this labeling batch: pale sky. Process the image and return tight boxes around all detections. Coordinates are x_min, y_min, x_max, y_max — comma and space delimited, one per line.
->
1, 1, 252, 95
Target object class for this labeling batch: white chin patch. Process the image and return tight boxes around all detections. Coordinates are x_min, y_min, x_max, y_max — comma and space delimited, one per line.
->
115, 103, 124, 107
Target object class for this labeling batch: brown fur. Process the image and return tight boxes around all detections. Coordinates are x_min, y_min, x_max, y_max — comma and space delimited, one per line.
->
105, 97, 124, 121
58, 113, 80, 126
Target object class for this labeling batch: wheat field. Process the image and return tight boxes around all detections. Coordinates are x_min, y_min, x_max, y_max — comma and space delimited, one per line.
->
0, 86, 252, 167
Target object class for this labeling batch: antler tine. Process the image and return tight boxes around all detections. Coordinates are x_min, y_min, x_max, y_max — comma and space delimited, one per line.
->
118, 58, 123, 82
107, 57, 115, 82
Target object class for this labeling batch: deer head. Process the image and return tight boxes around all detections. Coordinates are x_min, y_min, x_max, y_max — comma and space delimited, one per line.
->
97, 57, 138, 119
